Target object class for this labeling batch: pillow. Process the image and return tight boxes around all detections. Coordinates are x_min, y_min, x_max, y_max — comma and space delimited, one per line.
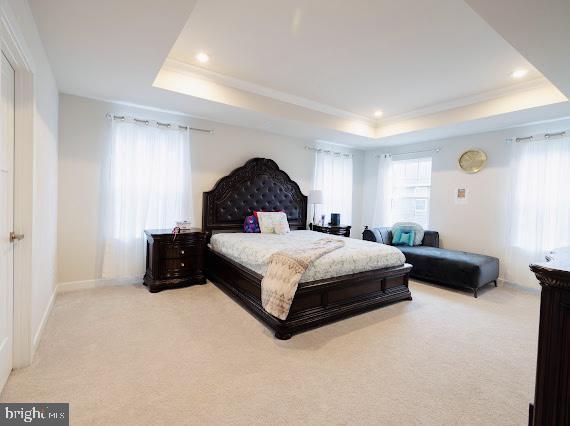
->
256, 211, 290, 234
394, 230, 415, 247
273, 222, 289, 235
392, 222, 424, 246
391, 227, 402, 245
253, 210, 283, 219
243, 215, 260, 233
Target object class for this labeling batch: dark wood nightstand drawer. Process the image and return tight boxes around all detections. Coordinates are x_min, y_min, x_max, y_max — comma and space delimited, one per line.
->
310, 224, 351, 237
161, 258, 200, 279
160, 243, 202, 259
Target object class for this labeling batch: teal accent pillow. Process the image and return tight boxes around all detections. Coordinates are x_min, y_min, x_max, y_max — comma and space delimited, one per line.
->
392, 222, 424, 245
392, 227, 402, 245
398, 230, 414, 246
393, 229, 415, 246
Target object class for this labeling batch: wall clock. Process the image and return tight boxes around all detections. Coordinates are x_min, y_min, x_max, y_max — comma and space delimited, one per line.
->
458, 149, 487, 173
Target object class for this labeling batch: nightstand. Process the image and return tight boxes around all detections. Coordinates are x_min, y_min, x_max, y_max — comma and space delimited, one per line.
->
143, 229, 206, 293
310, 224, 351, 237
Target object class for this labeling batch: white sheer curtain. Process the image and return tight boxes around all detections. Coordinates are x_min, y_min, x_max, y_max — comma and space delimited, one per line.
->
372, 154, 393, 227
505, 135, 570, 287
101, 119, 193, 279
313, 151, 353, 225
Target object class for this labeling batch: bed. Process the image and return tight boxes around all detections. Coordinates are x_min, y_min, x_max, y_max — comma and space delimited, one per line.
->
203, 158, 412, 339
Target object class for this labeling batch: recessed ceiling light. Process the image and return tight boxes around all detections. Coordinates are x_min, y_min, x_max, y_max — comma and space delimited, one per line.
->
511, 69, 528, 79
374, 110, 384, 118
196, 52, 209, 63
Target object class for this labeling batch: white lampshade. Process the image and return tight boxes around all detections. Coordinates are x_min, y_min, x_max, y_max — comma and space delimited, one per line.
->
308, 190, 324, 204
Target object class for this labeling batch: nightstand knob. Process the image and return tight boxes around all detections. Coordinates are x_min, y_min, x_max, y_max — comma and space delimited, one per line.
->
181, 250, 185, 255
181, 262, 185, 267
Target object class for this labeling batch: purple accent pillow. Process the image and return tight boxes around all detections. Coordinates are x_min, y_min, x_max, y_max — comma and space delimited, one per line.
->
243, 215, 260, 233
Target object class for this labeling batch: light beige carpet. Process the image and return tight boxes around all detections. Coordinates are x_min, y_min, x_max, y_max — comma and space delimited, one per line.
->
1, 281, 539, 425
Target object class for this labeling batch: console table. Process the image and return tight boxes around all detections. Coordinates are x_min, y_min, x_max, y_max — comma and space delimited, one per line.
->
529, 246, 570, 425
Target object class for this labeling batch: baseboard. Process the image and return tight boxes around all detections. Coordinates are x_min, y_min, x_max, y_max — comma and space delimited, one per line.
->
32, 289, 56, 354
498, 277, 540, 294
57, 276, 143, 293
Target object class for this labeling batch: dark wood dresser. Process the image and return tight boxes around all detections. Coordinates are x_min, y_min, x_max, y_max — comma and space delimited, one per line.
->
310, 224, 351, 237
529, 246, 570, 425
144, 228, 206, 293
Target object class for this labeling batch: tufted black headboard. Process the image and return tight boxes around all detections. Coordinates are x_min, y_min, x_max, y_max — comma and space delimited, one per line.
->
202, 158, 307, 237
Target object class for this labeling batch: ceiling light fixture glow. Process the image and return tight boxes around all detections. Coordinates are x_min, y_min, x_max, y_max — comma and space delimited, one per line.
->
196, 52, 210, 63
374, 110, 384, 118
511, 69, 528, 79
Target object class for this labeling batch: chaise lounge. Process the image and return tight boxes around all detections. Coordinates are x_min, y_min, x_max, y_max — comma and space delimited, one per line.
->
363, 227, 499, 298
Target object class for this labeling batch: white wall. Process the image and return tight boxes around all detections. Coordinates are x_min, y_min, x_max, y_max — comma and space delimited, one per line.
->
363, 117, 570, 286
57, 94, 364, 284
5, 0, 59, 349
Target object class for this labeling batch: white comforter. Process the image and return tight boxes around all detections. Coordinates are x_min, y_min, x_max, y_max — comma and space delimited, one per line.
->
209, 230, 405, 283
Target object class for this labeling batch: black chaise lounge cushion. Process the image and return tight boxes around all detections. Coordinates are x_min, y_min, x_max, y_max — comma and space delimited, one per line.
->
397, 246, 499, 290
363, 227, 499, 296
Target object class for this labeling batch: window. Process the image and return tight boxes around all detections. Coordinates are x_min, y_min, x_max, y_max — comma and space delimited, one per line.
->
313, 151, 353, 226
101, 119, 193, 279
390, 157, 432, 228
505, 135, 570, 287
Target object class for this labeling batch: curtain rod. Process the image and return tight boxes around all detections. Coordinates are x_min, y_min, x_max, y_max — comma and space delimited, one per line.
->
106, 113, 214, 134
507, 130, 568, 143
305, 146, 352, 158
375, 147, 441, 158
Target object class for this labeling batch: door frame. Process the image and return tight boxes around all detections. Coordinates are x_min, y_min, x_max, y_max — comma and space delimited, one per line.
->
0, 3, 36, 368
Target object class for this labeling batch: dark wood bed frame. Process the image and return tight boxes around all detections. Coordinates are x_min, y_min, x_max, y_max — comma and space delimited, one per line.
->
203, 158, 412, 339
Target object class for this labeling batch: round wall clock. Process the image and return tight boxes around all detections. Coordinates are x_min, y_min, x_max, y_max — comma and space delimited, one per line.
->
458, 149, 487, 173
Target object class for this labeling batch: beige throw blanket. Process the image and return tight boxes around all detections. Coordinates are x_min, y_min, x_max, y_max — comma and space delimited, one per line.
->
261, 237, 345, 320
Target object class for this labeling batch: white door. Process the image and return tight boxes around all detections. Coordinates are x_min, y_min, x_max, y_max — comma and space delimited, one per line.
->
0, 52, 15, 391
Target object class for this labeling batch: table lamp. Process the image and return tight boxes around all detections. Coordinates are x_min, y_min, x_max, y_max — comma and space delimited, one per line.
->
308, 190, 324, 226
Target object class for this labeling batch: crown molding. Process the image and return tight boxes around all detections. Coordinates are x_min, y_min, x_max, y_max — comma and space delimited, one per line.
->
379, 77, 554, 126
162, 58, 559, 133
163, 57, 374, 124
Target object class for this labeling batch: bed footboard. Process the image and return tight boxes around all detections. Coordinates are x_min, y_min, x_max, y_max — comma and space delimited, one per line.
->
206, 248, 413, 339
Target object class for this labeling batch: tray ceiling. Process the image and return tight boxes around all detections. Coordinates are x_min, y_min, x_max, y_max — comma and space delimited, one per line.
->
30, 0, 569, 148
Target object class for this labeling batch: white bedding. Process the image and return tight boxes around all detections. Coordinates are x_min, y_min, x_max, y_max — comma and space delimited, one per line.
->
209, 230, 405, 283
